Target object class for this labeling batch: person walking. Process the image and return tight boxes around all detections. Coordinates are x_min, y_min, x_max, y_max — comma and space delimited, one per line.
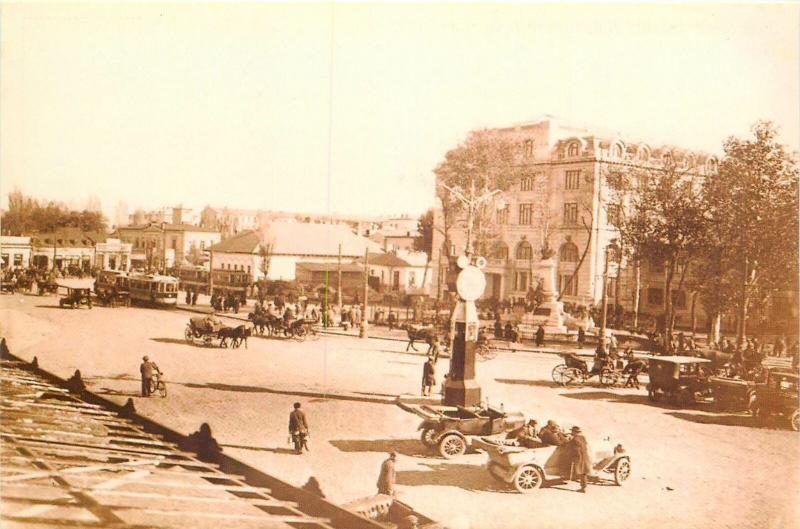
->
377, 452, 397, 496
566, 426, 592, 493
428, 335, 441, 363
388, 311, 397, 331
139, 355, 160, 397
422, 357, 436, 396
288, 402, 309, 453
535, 325, 545, 347
577, 327, 586, 346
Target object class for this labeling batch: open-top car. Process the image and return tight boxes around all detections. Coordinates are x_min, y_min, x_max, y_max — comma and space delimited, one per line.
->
473, 435, 631, 493
59, 287, 93, 309
404, 403, 525, 458
749, 368, 799, 431
646, 356, 712, 407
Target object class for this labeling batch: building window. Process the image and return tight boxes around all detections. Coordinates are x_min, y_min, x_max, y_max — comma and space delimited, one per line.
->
612, 144, 623, 158
514, 271, 529, 292
671, 290, 687, 310
563, 203, 579, 225
559, 274, 578, 296
524, 139, 534, 158
492, 243, 509, 260
559, 242, 579, 262
515, 241, 533, 260
607, 204, 620, 226
496, 205, 509, 224
647, 287, 664, 307
568, 142, 580, 157
519, 203, 533, 225
520, 177, 533, 192
565, 170, 581, 190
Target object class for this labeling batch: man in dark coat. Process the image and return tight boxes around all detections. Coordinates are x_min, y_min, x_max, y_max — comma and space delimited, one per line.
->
377, 452, 397, 495
289, 402, 309, 453
566, 426, 592, 493
536, 325, 545, 346
539, 420, 567, 446
422, 358, 436, 396
139, 355, 160, 397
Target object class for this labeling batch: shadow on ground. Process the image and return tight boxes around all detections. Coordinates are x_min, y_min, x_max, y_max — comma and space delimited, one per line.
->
329, 439, 432, 458
396, 462, 508, 492
558, 390, 653, 406
221, 443, 298, 455
150, 337, 198, 346
495, 378, 562, 389
93, 387, 141, 398
666, 411, 758, 428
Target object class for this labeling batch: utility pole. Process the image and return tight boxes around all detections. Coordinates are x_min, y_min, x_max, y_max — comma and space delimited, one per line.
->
359, 248, 369, 338
599, 244, 610, 354
208, 248, 214, 297
337, 243, 343, 314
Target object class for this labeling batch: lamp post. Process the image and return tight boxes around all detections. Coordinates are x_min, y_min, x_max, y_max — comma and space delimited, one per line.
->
599, 240, 618, 354
439, 178, 502, 407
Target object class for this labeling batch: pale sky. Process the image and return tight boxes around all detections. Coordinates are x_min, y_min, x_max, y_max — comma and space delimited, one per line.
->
2, 3, 798, 224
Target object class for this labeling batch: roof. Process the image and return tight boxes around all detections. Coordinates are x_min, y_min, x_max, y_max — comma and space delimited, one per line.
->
648, 355, 711, 364
29, 228, 106, 248
0, 358, 340, 529
118, 223, 219, 233
212, 224, 380, 257
356, 252, 412, 268
296, 261, 364, 273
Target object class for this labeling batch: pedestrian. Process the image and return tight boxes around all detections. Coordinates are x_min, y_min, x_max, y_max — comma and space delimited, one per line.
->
566, 426, 592, 493
288, 402, 309, 453
577, 326, 586, 346
494, 318, 503, 339
536, 325, 545, 347
377, 452, 397, 496
623, 351, 646, 389
185, 289, 191, 305
191, 289, 198, 306
422, 357, 436, 396
139, 355, 160, 397
428, 335, 441, 363
388, 311, 396, 331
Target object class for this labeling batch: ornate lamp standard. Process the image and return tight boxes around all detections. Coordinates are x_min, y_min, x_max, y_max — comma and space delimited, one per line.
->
598, 239, 620, 353
440, 179, 502, 407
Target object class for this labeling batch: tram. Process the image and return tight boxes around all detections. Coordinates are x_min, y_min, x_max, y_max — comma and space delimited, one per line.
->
127, 273, 179, 306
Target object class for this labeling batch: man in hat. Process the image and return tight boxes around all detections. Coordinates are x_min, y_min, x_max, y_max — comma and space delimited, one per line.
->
566, 426, 592, 493
377, 452, 397, 495
139, 356, 160, 397
421, 357, 436, 396
288, 402, 309, 453
539, 420, 567, 446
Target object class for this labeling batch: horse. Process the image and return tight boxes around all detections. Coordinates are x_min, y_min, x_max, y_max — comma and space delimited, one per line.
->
218, 325, 251, 349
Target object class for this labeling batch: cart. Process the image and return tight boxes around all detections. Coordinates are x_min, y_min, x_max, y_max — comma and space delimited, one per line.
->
473, 436, 631, 493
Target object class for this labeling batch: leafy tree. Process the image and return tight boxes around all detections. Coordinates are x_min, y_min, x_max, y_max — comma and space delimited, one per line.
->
414, 209, 434, 256
2, 191, 107, 235
607, 158, 707, 351
703, 121, 799, 345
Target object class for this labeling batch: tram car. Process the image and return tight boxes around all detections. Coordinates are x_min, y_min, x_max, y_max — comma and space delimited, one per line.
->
173, 265, 210, 294
93, 269, 131, 307
127, 273, 179, 306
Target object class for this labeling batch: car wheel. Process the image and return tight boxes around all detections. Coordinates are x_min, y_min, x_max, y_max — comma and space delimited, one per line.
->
513, 465, 543, 493
420, 428, 438, 448
438, 434, 466, 459
613, 457, 631, 485
790, 409, 799, 432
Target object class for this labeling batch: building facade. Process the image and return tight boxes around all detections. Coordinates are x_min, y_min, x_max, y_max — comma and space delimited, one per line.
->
0, 236, 32, 270
432, 117, 720, 327
94, 238, 132, 271
115, 223, 220, 270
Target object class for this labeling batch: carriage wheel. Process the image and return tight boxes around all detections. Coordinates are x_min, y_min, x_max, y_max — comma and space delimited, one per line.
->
600, 368, 619, 387
184, 327, 194, 343
513, 465, 544, 493
203, 335, 213, 346
551, 364, 568, 384
307, 327, 320, 341
613, 457, 631, 485
562, 367, 585, 387
790, 409, 799, 432
438, 434, 466, 459
420, 428, 438, 448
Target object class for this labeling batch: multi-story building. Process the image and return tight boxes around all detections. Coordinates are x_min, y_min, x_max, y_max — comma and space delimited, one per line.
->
432, 116, 720, 328
126, 206, 199, 228
114, 223, 220, 270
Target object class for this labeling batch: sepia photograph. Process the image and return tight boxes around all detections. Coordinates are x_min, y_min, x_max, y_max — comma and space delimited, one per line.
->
1, 3, 798, 529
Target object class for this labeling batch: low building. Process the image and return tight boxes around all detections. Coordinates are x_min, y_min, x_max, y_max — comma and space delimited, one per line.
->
0, 236, 32, 270
94, 238, 132, 271
211, 222, 381, 283
29, 229, 105, 272
114, 223, 220, 270
295, 261, 365, 296
356, 251, 433, 294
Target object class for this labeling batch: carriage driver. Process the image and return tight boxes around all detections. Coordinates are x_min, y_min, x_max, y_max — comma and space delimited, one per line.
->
140, 356, 161, 397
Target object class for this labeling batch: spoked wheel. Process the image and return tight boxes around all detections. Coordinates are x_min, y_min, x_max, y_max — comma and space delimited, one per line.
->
613, 457, 631, 485
552, 364, 568, 384
156, 381, 167, 398
513, 465, 544, 493
562, 368, 585, 387
292, 327, 307, 342
420, 428, 438, 447
184, 327, 194, 343
438, 434, 466, 459
599, 368, 619, 387
307, 327, 320, 341
790, 409, 799, 432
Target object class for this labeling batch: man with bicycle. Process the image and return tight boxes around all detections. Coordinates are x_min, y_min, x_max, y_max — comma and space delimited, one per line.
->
140, 355, 161, 397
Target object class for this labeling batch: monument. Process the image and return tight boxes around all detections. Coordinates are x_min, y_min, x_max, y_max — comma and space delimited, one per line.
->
533, 256, 568, 334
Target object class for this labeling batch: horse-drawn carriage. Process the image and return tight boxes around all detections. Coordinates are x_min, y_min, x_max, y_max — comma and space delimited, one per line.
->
248, 312, 319, 342
184, 316, 250, 348
473, 434, 631, 493
551, 352, 625, 387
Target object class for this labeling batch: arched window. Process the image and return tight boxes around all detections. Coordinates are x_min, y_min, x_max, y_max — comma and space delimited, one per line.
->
638, 147, 650, 162
567, 142, 580, 157
559, 242, 579, 262
612, 144, 623, 159
515, 241, 533, 260
706, 158, 718, 174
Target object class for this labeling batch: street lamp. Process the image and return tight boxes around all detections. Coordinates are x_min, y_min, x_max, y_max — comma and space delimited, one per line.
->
599, 239, 620, 353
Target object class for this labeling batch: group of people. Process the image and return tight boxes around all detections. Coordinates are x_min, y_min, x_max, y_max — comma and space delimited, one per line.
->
510, 419, 593, 493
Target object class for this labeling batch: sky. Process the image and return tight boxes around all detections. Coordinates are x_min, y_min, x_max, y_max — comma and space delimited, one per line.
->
2, 3, 798, 225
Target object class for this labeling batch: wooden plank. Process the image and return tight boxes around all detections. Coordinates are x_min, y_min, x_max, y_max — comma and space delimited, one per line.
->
0, 432, 196, 458
140, 508, 330, 524
3, 400, 118, 416
0, 458, 163, 483
3, 425, 180, 450
91, 489, 294, 507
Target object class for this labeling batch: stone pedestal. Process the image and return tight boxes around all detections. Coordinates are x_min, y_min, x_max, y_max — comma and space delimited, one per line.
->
536, 258, 567, 334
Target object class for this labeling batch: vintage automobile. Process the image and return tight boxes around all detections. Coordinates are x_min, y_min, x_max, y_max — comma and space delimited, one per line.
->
749, 368, 799, 431
58, 287, 93, 309
646, 356, 712, 407
709, 376, 757, 412
406, 403, 525, 458
473, 435, 631, 493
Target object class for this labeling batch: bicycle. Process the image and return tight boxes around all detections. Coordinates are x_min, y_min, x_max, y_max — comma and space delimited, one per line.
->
148, 372, 167, 398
